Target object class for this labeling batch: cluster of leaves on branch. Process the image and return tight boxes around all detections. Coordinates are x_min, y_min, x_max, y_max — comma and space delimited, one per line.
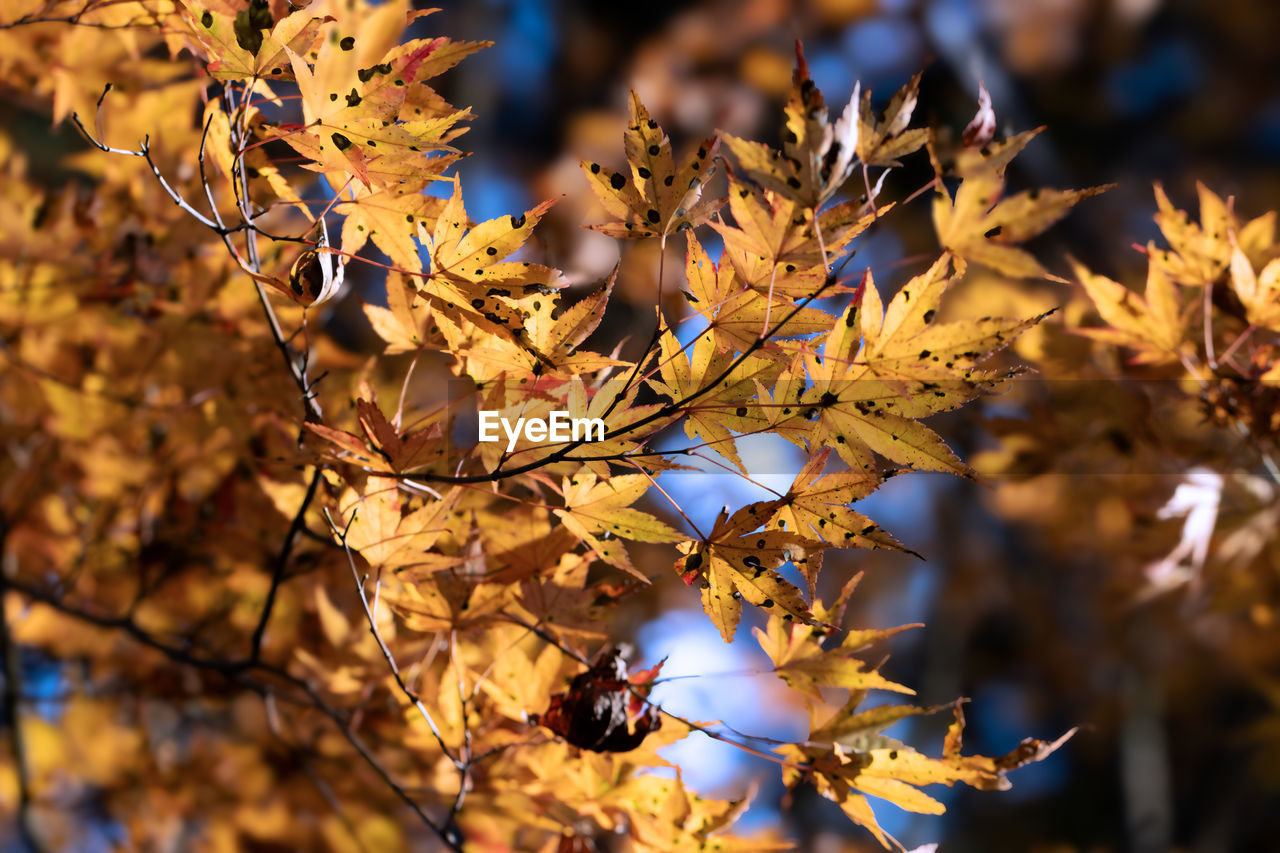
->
0, 1, 1101, 850
977, 181, 1280, 616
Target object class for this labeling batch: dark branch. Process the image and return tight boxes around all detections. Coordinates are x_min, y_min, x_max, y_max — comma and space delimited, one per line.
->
248, 469, 323, 664
2, 575, 462, 850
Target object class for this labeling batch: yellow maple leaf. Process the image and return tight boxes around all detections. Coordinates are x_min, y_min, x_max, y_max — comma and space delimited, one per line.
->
933, 137, 1110, 279
675, 501, 825, 641
582, 91, 721, 242
1074, 258, 1185, 363
554, 469, 682, 581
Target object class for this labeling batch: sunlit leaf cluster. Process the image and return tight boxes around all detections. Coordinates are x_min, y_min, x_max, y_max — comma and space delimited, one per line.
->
0, 2, 1098, 850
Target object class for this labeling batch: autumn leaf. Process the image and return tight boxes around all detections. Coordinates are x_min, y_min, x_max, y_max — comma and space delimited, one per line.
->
650, 325, 787, 473
796, 273, 974, 477
425, 181, 558, 288
515, 266, 625, 374
710, 172, 887, 294
608, 774, 791, 852
1074, 258, 1186, 362
754, 609, 916, 702
4, 6, 1117, 849
809, 697, 950, 751
283, 217, 345, 307
960, 82, 996, 149
530, 647, 662, 753
177, 0, 330, 81
769, 449, 914, 594
1229, 241, 1280, 330
339, 476, 458, 570
856, 71, 929, 168
338, 187, 447, 275
780, 706, 1075, 850
274, 43, 466, 190
723, 41, 858, 210
1148, 182, 1234, 287
683, 231, 832, 353
415, 180, 566, 356
933, 139, 1111, 279
554, 469, 682, 580
582, 91, 722, 241
363, 271, 435, 354
675, 501, 825, 641
856, 254, 1051, 383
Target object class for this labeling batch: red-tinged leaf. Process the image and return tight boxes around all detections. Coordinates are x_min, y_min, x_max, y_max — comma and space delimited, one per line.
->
723, 42, 858, 209
531, 647, 662, 753
178, 0, 330, 81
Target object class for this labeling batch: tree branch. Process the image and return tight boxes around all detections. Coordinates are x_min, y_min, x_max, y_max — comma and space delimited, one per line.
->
2, 574, 464, 850
248, 469, 323, 664
70, 112, 226, 234
323, 508, 462, 767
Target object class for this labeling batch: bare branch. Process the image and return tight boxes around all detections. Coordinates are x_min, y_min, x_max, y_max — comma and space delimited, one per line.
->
323, 507, 462, 767
71, 110, 225, 233
2, 574, 464, 850
248, 469, 323, 664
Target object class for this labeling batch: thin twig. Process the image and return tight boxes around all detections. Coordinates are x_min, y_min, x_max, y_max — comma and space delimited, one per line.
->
1204, 278, 1218, 369
76, 87, 325, 427
323, 508, 461, 766
624, 459, 706, 540
601, 251, 667, 423
224, 81, 325, 425
248, 469, 322, 663
1217, 323, 1255, 367
260, 691, 373, 853
394, 353, 420, 431
291, 678, 464, 852
197, 111, 227, 231
760, 260, 780, 337
70, 113, 223, 232
445, 628, 473, 824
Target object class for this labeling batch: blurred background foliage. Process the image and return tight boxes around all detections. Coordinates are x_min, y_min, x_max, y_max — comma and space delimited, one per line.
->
7, 0, 1280, 850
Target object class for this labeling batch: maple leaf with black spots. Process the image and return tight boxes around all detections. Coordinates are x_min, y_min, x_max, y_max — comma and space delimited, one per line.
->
582, 91, 723, 242
723, 42, 859, 211
675, 501, 826, 642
